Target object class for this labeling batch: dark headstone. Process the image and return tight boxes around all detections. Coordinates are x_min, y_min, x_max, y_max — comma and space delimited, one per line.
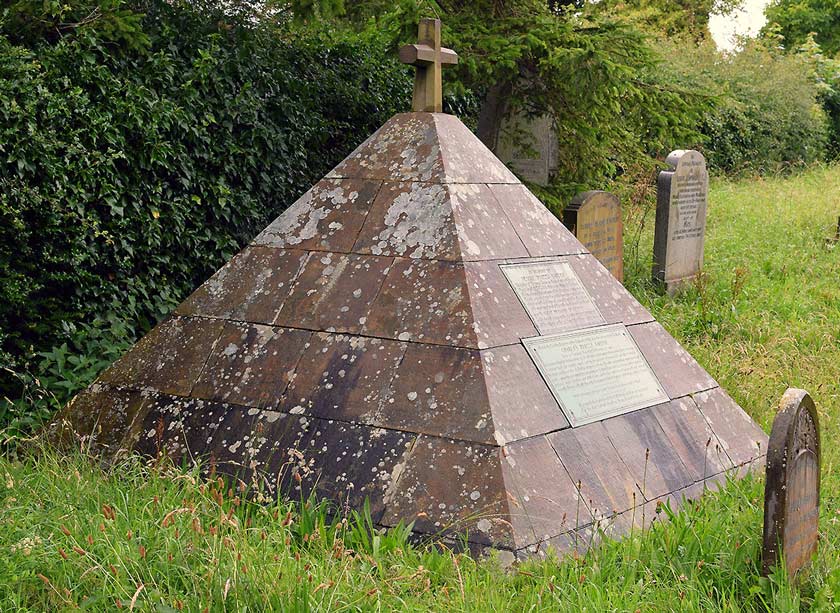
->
564, 191, 623, 282
763, 388, 821, 577
652, 150, 708, 293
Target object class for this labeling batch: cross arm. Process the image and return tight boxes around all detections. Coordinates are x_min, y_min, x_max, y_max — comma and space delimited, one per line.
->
398, 44, 459, 66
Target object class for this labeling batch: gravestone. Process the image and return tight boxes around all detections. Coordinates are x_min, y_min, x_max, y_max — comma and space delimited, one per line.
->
496, 112, 558, 186
652, 150, 708, 293
563, 191, 623, 282
52, 20, 768, 558
763, 388, 821, 578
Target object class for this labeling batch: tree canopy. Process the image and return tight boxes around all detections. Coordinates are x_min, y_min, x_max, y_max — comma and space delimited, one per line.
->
764, 0, 840, 56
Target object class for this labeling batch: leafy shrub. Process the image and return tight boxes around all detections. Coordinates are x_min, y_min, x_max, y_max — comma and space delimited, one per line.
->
0, 0, 411, 418
660, 39, 829, 174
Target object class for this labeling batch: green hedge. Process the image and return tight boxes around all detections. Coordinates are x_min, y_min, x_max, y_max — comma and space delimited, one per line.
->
660, 39, 829, 174
0, 1, 411, 412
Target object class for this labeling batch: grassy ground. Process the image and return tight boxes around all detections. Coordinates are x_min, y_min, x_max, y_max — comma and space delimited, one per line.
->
3, 165, 840, 611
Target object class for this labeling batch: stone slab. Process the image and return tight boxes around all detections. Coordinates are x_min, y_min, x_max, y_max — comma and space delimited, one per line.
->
524, 324, 668, 427
603, 408, 694, 501
381, 436, 513, 547
175, 247, 308, 324
627, 322, 717, 398
567, 254, 653, 325
253, 179, 381, 252
548, 422, 639, 518
489, 184, 583, 257
694, 387, 768, 466
99, 317, 225, 396
281, 333, 406, 423
275, 252, 393, 334
653, 150, 709, 291
564, 191, 623, 281
191, 322, 311, 409
501, 260, 605, 335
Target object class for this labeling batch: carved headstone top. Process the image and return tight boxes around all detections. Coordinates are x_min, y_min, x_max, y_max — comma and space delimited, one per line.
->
763, 388, 821, 578
564, 191, 623, 282
652, 150, 708, 293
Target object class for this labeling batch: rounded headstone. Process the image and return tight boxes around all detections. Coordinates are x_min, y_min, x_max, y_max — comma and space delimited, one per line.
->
563, 191, 623, 282
652, 150, 708, 293
762, 388, 820, 577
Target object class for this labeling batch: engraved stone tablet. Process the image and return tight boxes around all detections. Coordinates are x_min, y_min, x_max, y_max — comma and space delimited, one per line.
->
564, 191, 623, 282
652, 150, 708, 293
500, 260, 605, 335
523, 324, 669, 426
763, 388, 820, 578
496, 112, 558, 186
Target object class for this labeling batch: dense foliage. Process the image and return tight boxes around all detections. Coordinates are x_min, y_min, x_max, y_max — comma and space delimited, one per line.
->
0, 0, 411, 418
764, 0, 840, 57
660, 39, 829, 173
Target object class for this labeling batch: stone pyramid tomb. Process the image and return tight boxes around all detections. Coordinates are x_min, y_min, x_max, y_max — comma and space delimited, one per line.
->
54, 21, 767, 556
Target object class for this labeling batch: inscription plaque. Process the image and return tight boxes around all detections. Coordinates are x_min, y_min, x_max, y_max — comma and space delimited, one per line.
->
523, 324, 669, 427
500, 260, 605, 335
652, 150, 708, 293
564, 191, 623, 282
763, 388, 821, 578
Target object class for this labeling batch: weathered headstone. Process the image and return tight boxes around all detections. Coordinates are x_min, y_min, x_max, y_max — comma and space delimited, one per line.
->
52, 21, 769, 558
652, 150, 708, 293
496, 112, 558, 186
563, 191, 623, 282
763, 388, 821, 578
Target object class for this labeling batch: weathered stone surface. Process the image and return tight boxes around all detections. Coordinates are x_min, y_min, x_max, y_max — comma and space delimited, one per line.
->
364, 258, 473, 345
58, 109, 765, 555
381, 436, 514, 547
762, 388, 820, 578
99, 317, 224, 396
694, 387, 768, 466
628, 321, 717, 398
191, 322, 310, 408
275, 253, 392, 334
282, 333, 406, 423
548, 423, 639, 518
353, 181, 461, 260
253, 179, 381, 252
464, 261, 538, 348
480, 344, 569, 442
490, 184, 583, 257
503, 436, 591, 544
564, 191, 623, 281
130, 394, 229, 463
50, 385, 150, 452
448, 183, 529, 260
176, 247, 308, 324
567, 254, 653, 325
653, 150, 709, 292
603, 408, 694, 501
328, 113, 518, 184
650, 396, 732, 480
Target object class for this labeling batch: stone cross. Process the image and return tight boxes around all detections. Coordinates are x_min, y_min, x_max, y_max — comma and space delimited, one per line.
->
399, 18, 458, 113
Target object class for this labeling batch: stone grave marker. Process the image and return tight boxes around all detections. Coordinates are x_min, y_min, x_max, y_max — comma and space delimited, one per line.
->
652, 150, 708, 293
763, 388, 821, 578
563, 190, 623, 282
496, 112, 558, 186
52, 20, 769, 558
